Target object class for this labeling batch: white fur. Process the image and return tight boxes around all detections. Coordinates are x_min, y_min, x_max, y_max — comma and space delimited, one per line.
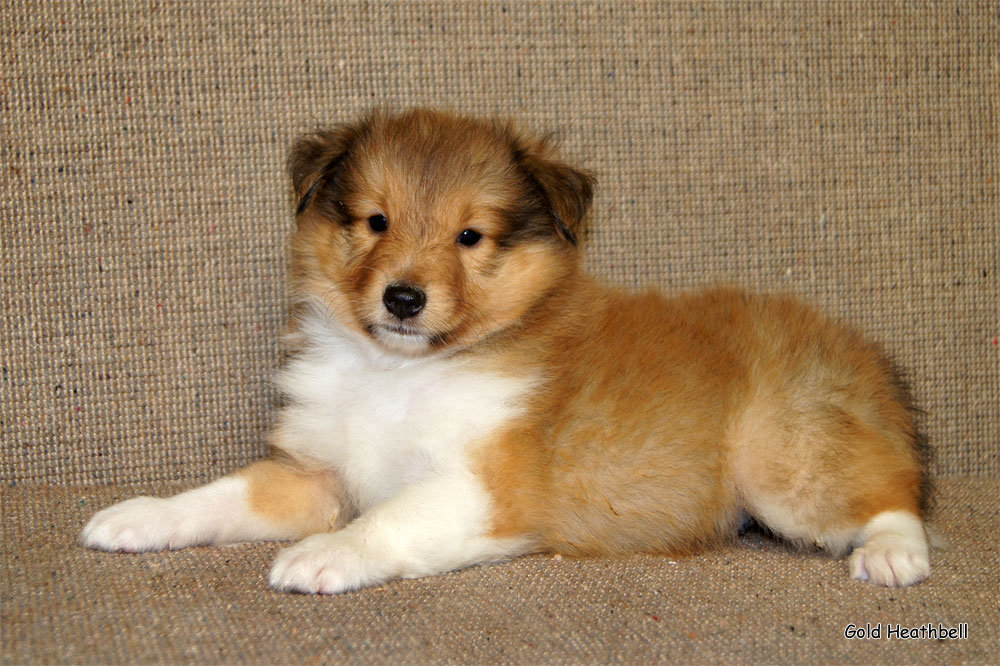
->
371, 325, 432, 355
269, 470, 528, 594
80, 476, 302, 551
82, 303, 535, 593
274, 307, 535, 513
264, 307, 537, 592
848, 510, 930, 587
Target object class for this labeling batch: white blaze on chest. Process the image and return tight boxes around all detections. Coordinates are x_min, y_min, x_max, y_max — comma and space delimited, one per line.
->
274, 318, 533, 510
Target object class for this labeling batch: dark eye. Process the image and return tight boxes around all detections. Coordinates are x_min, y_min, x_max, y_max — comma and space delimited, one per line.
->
367, 214, 388, 233
457, 228, 482, 247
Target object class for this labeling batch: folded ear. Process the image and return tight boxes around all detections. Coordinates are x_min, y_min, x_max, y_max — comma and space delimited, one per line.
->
287, 124, 358, 216
512, 134, 594, 245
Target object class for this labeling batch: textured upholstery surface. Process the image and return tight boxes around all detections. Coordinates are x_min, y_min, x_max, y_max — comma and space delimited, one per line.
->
3, 480, 998, 664
2, 1, 998, 663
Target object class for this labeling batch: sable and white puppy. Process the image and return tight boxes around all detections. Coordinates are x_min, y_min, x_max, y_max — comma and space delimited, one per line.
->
82, 109, 930, 593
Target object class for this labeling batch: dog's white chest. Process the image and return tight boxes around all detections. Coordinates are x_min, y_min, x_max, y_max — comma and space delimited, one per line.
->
274, 332, 532, 510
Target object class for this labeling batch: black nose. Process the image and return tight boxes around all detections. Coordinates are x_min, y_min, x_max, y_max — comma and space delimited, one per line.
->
382, 283, 426, 320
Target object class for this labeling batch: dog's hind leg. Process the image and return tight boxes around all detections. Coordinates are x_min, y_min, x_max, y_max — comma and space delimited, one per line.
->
730, 402, 929, 587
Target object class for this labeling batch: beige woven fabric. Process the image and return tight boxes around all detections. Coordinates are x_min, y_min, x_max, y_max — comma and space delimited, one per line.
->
3, 478, 998, 664
3, 4, 999, 664
3, 2, 998, 485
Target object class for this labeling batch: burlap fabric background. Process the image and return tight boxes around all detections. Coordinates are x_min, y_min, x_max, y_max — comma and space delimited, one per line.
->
2, 1, 997, 664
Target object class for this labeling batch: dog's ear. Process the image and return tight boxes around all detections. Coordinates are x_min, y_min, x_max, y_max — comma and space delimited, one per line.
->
287, 124, 358, 217
512, 134, 594, 245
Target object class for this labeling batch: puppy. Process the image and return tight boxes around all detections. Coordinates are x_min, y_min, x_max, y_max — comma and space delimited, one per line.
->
82, 108, 930, 593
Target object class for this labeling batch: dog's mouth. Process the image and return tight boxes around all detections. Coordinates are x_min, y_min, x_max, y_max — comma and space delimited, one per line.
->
365, 322, 452, 355
365, 323, 452, 355
367, 321, 419, 335
371, 323, 425, 339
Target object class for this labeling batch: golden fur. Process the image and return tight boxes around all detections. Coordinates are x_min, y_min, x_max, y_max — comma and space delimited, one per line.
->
239, 455, 351, 535
272, 108, 925, 560
80, 108, 930, 591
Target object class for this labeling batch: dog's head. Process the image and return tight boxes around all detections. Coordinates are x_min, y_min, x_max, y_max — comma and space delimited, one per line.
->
287, 109, 593, 357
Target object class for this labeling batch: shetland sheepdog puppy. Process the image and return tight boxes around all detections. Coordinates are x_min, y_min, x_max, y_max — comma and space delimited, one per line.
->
82, 109, 930, 593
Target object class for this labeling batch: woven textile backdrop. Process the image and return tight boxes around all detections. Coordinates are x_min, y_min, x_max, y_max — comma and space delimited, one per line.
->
3, 2, 997, 485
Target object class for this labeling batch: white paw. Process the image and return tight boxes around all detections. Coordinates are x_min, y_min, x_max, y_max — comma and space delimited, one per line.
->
269, 532, 381, 595
849, 535, 930, 587
848, 512, 930, 587
80, 497, 197, 552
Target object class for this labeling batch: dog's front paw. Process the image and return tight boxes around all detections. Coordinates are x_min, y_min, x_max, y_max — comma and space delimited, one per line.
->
848, 533, 930, 587
80, 497, 196, 553
269, 533, 380, 595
